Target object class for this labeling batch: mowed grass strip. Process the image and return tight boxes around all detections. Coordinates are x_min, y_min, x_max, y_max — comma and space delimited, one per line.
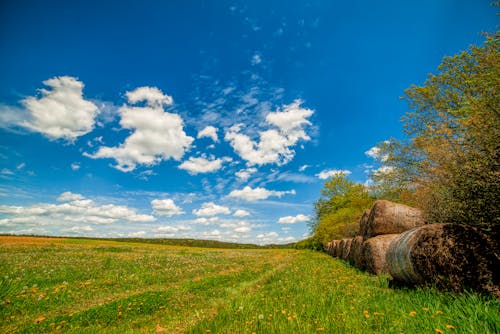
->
1, 236, 499, 333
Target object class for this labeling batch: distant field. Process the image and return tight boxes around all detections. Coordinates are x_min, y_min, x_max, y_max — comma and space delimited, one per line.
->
1, 236, 498, 333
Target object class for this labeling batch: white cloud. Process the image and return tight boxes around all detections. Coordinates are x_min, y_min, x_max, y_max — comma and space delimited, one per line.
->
233, 209, 250, 217
1, 168, 14, 175
193, 217, 220, 225
128, 231, 146, 238
16, 163, 26, 170
299, 164, 310, 172
373, 166, 395, 175
316, 169, 351, 180
365, 142, 390, 161
178, 155, 231, 175
251, 53, 262, 65
192, 202, 231, 216
278, 214, 310, 224
228, 186, 295, 202
151, 199, 184, 217
126, 86, 173, 106
235, 167, 257, 181
57, 191, 85, 202
224, 100, 313, 166
0, 192, 156, 230
197, 126, 218, 142
86, 86, 193, 172
21, 76, 100, 141
71, 163, 80, 171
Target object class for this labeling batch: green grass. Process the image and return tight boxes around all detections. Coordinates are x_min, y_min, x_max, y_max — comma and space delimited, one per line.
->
0, 236, 498, 333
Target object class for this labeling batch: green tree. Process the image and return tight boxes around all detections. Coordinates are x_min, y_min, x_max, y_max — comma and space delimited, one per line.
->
311, 174, 374, 246
371, 33, 499, 244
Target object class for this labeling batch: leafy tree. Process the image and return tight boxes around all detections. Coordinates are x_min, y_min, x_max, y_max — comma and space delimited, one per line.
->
371, 33, 499, 244
311, 174, 374, 245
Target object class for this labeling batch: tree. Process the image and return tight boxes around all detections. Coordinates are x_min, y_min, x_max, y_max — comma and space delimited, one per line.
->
311, 174, 374, 246
371, 33, 499, 244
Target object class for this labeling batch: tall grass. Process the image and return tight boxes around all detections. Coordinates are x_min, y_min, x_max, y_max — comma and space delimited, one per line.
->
0, 236, 498, 333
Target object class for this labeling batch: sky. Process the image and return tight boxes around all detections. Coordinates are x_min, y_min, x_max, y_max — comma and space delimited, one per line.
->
0, 1, 497, 244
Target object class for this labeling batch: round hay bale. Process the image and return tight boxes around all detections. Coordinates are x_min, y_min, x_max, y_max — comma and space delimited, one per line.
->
363, 200, 425, 238
332, 240, 341, 257
348, 236, 364, 269
386, 223, 499, 296
340, 238, 353, 261
361, 234, 399, 274
358, 209, 371, 239
325, 241, 333, 255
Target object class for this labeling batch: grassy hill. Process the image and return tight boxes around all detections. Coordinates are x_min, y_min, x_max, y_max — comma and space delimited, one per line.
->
1, 236, 498, 333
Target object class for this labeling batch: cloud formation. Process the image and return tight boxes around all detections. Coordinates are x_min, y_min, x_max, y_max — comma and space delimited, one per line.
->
178, 155, 231, 175
278, 214, 309, 224
197, 126, 219, 142
233, 209, 250, 217
225, 100, 313, 166
86, 86, 193, 172
228, 186, 295, 201
316, 169, 351, 180
151, 199, 184, 217
192, 202, 231, 216
21, 76, 100, 141
0, 192, 155, 229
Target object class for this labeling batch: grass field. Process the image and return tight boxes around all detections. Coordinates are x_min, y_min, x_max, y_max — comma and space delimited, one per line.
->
0, 236, 498, 333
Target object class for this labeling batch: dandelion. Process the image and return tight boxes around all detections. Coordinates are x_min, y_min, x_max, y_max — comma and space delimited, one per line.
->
436, 310, 443, 315
422, 307, 429, 312
435, 329, 444, 334
258, 314, 264, 320
316, 328, 325, 332
446, 325, 455, 329
363, 310, 370, 318
34, 316, 46, 324
409, 311, 417, 317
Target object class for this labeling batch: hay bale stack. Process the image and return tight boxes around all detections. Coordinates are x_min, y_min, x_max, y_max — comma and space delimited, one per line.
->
361, 234, 399, 274
348, 236, 364, 269
325, 241, 333, 255
386, 224, 499, 296
339, 238, 353, 261
332, 240, 341, 257
363, 200, 425, 239
358, 209, 371, 239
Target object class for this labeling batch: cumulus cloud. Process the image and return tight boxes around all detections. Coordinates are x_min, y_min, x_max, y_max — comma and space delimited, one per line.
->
316, 169, 351, 180
20, 76, 100, 141
233, 209, 250, 217
235, 167, 257, 181
278, 214, 310, 224
251, 53, 262, 65
192, 202, 231, 216
365, 142, 390, 161
197, 126, 219, 142
193, 217, 220, 225
224, 100, 313, 166
57, 191, 85, 202
299, 164, 310, 172
228, 186, 295, 202
0, 192, 155, 230
178, 155, 231, 175
71, 163, 80, 171
151, 199, 184, 217
86, 86, 193, 172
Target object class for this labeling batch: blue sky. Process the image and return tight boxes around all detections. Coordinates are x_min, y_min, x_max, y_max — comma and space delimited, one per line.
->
0, 1, 496, 243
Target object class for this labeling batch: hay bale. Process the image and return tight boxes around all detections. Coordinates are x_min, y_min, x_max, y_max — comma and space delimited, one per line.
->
348, 236, 364, 269
386, 223, 499, 296
325, 241, 333, 255
358, 209, 371, 239
339, 238, 353, 261
361, 234, 399, 274
332, 240, 341, 257
363, 200, 425, 238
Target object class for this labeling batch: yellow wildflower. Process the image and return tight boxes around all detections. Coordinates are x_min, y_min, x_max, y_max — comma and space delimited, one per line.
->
446, 325, 455, 329
435, 329, 444, 334
409, 311, 417, 317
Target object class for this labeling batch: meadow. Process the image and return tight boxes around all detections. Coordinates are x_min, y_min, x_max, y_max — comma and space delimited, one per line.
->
0, 236, 498, 333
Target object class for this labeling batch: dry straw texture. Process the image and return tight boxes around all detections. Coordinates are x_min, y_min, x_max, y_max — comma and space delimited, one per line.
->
363, 200, 425, 239
348, 236, 364, 269
386, 223, 499, 296
361, 234, 399, 274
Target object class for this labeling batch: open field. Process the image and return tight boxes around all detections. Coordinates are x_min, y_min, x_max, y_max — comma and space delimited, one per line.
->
1, 236, 499, 333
